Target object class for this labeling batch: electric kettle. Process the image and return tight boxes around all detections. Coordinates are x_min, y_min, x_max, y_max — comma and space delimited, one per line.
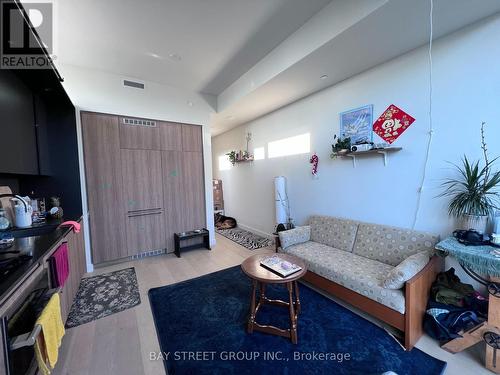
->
11, 196, 33, 228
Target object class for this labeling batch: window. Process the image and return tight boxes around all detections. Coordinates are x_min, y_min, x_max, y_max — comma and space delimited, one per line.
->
268, 133, 310, 158
218, 155, 231, 171
254, 147, 265, 160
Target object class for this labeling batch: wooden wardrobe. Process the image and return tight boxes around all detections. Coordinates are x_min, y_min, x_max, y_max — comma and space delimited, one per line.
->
81, 112, 205, 264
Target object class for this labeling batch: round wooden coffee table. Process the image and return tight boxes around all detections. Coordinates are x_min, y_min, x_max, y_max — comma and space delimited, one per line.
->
241, 253, 307, 344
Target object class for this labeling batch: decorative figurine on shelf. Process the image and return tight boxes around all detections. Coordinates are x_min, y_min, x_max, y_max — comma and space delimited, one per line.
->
309, 153, 319, 177
49, 196, 64, 219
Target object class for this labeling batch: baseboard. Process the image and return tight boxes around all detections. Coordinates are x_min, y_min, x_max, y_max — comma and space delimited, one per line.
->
236, 223, 274, 240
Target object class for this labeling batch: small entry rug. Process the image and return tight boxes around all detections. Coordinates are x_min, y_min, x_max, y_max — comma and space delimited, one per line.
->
66, 267, 141, 328
148, 266, 446, 375
216, 227, 273, 250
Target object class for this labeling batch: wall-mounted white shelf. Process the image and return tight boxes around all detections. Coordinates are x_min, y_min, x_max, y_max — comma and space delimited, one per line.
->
340, 147, 402, 168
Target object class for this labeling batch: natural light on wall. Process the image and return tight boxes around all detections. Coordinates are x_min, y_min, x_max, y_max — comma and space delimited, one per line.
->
254, 147, 265, 160
218, 155, 231, 171
268, 133, 310, 158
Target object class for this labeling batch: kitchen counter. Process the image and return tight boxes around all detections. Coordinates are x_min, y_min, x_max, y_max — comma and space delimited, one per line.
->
0, 223, 73, 304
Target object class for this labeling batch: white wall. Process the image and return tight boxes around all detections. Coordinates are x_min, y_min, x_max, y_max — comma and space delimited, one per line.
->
212, 16, 500, 284
57, 64, 216, 271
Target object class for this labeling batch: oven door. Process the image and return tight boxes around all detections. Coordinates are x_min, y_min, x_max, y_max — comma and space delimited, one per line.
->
1, 266, 50, 375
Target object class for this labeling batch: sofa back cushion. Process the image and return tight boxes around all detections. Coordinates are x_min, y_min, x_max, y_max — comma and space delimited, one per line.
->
279, 226, 311, 249
308, 215, 359, 252
353, 223, 439, 266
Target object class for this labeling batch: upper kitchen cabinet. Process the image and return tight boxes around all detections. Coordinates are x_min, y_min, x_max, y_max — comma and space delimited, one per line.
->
182, 124, 203, 152
119, 116, 160, 150
159, 121, 182, 151
0, 70, 38, 175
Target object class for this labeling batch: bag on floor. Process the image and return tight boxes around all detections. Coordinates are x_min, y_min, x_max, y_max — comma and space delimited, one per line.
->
424, 300, 482, 342
430, 267, 474, 307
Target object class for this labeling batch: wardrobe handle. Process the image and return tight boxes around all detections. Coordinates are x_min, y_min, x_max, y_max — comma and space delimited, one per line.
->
127, 209, 163, 218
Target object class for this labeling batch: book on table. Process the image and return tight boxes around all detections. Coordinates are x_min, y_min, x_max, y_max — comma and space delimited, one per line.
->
260, 255, 302, 277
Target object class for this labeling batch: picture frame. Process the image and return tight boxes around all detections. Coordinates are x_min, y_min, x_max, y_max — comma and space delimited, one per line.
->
339, 105, 373, 144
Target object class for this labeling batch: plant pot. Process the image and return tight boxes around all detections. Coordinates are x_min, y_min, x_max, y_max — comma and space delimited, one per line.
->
461, 214, 488, 233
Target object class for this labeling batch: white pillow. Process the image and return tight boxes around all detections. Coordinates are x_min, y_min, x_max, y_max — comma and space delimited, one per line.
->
382, 251, 430, 289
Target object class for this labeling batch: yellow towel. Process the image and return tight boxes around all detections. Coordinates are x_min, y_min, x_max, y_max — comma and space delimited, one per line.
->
34, 293, 65, 375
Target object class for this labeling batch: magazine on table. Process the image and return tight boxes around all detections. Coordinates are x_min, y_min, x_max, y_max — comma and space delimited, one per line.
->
260, 255, 302, 277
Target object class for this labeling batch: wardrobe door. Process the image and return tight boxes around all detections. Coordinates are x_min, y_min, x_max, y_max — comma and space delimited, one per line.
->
162, 151, 183, 251
81, 112, 128, 263
119, 116, 160, 150
182, 124, 203, 152
181, 151, 206, 230
121, 149, 163, 212
159, 121, 182, 151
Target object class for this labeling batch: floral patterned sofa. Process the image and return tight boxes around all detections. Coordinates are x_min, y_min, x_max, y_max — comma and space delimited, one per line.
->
278, 215, 442, 350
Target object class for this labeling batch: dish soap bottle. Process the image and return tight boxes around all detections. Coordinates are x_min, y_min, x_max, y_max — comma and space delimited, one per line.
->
0, 209, 10, 230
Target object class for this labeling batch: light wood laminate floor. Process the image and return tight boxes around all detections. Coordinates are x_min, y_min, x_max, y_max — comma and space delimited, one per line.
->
53, 234, 490, 375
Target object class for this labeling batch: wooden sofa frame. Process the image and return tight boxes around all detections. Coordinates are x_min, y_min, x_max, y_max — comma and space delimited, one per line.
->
300, 255, 443, 350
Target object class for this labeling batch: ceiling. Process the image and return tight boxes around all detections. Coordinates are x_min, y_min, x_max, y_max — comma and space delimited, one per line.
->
54, 0, 331, 95
53, 0, 500, 136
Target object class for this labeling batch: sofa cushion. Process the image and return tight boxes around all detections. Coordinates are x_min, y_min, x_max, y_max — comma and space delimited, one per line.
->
353, 223, 438, 266
308, 215, 359, 252
281, 241, 406, 313
382, 251, 431, 289
279, 226, 310, 249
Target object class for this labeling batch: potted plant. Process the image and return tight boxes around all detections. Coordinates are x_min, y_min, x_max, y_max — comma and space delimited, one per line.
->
226, 151, 237, 166
439, 122, 500, 233
330, 135, 351, 159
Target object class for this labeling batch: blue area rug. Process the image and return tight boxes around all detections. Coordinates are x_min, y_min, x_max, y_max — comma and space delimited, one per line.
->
148, 266, 446, 375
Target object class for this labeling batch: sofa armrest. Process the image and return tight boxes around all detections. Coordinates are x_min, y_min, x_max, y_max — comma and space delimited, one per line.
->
404, 255, 444, 350
278, 226, 311, 249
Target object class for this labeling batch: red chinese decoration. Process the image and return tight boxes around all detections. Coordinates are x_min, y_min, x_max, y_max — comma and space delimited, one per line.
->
373, 104, 415, 144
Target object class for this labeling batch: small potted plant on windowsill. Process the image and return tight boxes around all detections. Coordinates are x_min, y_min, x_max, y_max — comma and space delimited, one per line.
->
330, 135, 351, 159
439, 122, 500, 233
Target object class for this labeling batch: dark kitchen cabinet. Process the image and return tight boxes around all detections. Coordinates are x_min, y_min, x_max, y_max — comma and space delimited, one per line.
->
0, 70, 38, 175
33, 94, 51, 175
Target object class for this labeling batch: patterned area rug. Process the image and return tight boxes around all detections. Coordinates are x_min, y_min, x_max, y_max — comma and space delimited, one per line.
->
216, 227, 273, 250
66, 267, 141, 328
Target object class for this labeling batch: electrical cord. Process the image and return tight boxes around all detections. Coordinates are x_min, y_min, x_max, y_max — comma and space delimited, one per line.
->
412, 0, 434, 229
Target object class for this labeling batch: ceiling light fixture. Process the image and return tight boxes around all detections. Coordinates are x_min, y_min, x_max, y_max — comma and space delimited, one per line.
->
320, 74, 328, 80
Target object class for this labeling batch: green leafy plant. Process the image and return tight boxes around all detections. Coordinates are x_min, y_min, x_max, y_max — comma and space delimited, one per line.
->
439, 122, 500, 217
330, 135, 351, 159
226, 151, 237, 166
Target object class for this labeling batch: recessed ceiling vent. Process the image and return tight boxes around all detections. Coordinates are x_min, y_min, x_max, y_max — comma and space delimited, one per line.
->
122, 118, 156, 127
123, 79, 145, 89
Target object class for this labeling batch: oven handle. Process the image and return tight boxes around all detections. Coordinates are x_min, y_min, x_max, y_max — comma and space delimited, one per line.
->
9, 287, 62, 351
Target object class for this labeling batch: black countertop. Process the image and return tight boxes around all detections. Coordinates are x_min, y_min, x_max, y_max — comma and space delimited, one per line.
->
0, 224, 73, 303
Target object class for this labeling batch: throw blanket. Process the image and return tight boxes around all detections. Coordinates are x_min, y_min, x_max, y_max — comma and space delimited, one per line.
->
35, 293, 65, 374
435, 237, 500, 277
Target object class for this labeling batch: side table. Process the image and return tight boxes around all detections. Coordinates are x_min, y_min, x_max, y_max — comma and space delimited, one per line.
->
435, 237, 500, 373
241, 253, 307, 344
